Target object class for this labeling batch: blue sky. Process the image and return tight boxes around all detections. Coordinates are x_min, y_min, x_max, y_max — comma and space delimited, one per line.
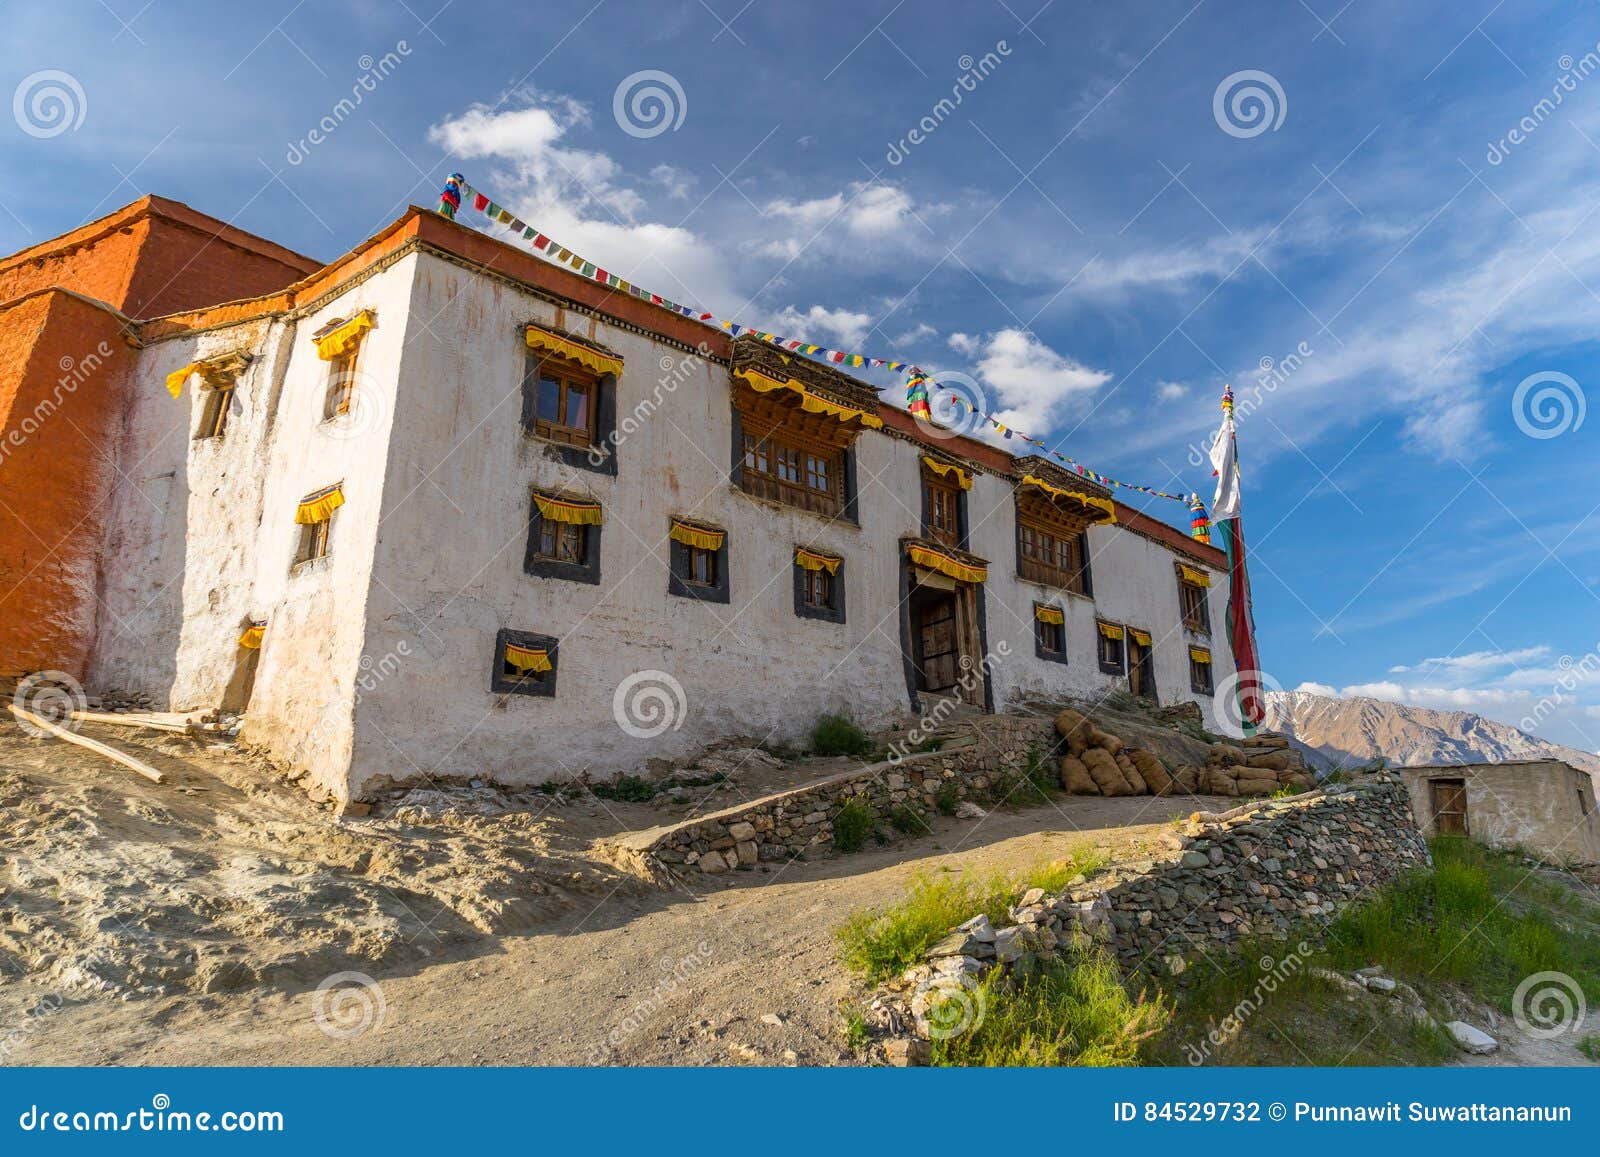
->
5, 0, 1599, 749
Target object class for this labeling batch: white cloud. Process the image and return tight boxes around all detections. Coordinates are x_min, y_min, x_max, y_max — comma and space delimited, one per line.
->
1388, 646, 1552, 676
1294, 681, 1339, 697
765, 182, 921, 240
949, 328, 1111, 435
769, 304, 875, 348
1156, 381, 1188, 400
650, 164, 694, 200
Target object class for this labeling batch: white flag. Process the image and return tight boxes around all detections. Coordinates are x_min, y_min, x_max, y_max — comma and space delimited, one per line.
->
1209, 416, 1240, 522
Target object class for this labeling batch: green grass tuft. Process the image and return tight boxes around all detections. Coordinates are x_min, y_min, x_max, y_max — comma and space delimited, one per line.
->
811, 714, 873, 757
932, 951, 1170, 1067
832, 796, 875, 852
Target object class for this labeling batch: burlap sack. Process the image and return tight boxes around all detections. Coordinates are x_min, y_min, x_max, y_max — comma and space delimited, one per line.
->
1128, 748, 1173, 795
1082, 747, 1135, 796
1058, 755, 1099, 795
1053, 708, 1095, 756
1202, 766, 1240, 795
1090, 728, 1124, 754
1114, 751, 1147, 794
1236, 775, 1280, 796
1172, 765, 1200, 793
1246, 751, 1290, 772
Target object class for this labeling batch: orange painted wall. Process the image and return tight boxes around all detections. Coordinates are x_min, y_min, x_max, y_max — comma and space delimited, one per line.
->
0, 292, 132, 677
0, 196, 319, 679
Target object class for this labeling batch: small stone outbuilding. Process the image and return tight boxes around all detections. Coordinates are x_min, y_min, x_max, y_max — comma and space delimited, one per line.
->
1399, 760, 1600, 864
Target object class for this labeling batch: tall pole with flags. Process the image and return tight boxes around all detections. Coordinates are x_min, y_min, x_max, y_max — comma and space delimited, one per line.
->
1208, 384, 1265, 730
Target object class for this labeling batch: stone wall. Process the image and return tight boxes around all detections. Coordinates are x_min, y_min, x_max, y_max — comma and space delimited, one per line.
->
613, 714, 1059, 875
885, 773, 1430, 1043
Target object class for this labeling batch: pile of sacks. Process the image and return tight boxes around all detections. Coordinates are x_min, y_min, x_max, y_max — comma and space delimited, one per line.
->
1053, 707, 1198, 797
1199, 733, 1315, 796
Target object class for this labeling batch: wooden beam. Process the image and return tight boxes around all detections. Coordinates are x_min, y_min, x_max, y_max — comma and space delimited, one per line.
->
8, 703, 166, 784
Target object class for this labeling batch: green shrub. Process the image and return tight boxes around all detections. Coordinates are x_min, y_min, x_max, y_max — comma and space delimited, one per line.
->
833, 797, 875, 852
840, 1002, 870, 1052
812, 714, 872, 757
1578, 1035, 1600, 1062
590, 775, 656, 802
932, 952, 1170, 1067
934, 781, 960, 816
890, 804, 927, 835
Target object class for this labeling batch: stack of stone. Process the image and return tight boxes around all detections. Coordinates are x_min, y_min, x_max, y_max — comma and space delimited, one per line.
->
1200, 732, 1315, 796
1053, 707, 1198, 797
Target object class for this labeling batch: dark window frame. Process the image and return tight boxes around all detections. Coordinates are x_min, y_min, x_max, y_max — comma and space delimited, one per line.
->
921, 469, 968, 549
668, 529, 730, 604
521, 347, 618, 476
793, 555, 846, 623
1033, 604, 1068, 665
491, 627, 558, 697
524, 492, 603, 585
1096, 624, 1125, 674
196, 382, 235, 440
729, 405, 860, 524
1189, 651, 1214, 695
323, 342, 361, 421
1179, 578, 1211, 633
1017, 518, 1092, 595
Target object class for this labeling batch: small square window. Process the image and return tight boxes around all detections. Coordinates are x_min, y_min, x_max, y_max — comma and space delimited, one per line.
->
324, 347, 360, 420
1190, 652, 1214, 695
793, 552, 846, 623
1034, 604, 1068, 665
669, 525, 730, 603
1179, 580, 1210, 633
525, 492, 602, 585
1097, 625, 1125, 674
492, 628, 558, 697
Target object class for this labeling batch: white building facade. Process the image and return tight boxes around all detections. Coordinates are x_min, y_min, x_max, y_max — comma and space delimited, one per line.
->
85, 208, 1237, 803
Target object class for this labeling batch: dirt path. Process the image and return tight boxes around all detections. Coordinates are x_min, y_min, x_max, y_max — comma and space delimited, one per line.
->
0, 722, 1202, 1066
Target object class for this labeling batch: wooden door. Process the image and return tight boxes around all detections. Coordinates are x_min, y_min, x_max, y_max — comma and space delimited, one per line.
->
1128, 638, 1155, 699
1431, 779, 1468, 835
917, 600, 959, 691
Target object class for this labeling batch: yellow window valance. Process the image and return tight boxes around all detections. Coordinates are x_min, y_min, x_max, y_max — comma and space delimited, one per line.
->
295, 485, 345, 524
1097, 622, 1124, 641
1129, 628, 1152, 647
1189, 647, 1212, 664
166, 362, 202, 399
907, 544, 988, 585
733, 368, 884, 429
1178, 563, 1211, 588
1020, 474, 1116, 523
238, 622, 266, 649
922, 456, 973, 490
525, 325, 624, 378
1034, 605, 1065, 626
795, 547, 842, 574
670, 520, 724, 551
314, 311, 375, 361
534, 494, 603, 525
504, 643, 553, 675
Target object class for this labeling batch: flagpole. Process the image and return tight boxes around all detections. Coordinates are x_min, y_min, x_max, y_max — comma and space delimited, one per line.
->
1209, 385, 1264, 731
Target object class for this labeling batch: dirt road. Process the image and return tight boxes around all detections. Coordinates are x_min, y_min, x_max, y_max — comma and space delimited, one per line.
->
0, 721, 1197, 1066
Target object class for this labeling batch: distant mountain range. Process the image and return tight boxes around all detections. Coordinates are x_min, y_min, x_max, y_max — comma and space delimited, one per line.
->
1262, 690, 1600, 779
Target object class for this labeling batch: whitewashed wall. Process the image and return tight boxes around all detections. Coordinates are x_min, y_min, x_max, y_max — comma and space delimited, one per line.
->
345, 252, 1235, 796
